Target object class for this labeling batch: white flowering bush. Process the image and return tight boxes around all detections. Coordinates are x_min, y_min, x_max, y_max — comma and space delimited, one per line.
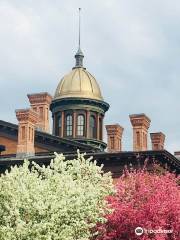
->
0, 151, 113, 240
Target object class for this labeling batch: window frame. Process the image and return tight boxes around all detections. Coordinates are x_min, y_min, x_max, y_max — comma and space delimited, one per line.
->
99, 116, 103, 140
65, 114, 73, 137
57, 114, 62, 136
77, 114, 85, 137
89, 114, 96, 139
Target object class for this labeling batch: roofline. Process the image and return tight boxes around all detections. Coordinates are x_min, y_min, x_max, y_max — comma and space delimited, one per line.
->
0, 120, 98, 151
0, 149, 179, 176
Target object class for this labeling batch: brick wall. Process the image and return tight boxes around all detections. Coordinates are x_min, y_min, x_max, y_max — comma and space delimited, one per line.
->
0, 136, 17, 155
0, 136, 48, 155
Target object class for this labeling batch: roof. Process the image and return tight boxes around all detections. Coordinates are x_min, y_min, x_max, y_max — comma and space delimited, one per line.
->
1, 120, 180, 176
54, 67, 103, 101
0, 149, 179, 176
0, 120, 99, 153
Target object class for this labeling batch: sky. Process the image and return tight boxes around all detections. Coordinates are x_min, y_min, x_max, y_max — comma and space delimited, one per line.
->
0, 0, 180, 153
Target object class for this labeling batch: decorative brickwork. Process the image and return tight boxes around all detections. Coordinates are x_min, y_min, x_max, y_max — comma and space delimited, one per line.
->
106, 124, 124, 152
129, 114, 151, 151
150, 132, 165, 150
16, 108, 38, 157
27, 92, 52, 133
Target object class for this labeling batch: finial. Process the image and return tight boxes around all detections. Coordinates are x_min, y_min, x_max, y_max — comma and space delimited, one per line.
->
79, 8, 81, 49
74, 8, 84, 68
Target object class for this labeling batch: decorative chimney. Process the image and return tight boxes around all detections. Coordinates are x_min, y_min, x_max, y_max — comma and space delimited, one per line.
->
150, 132, 165, 150
27, 92, 52, 133
106, 124, 124, 152
129, 114, 151, 151
16, 108, 38, 158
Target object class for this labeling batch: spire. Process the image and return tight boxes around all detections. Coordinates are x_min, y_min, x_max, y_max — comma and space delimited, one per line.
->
74, 8, 84, 68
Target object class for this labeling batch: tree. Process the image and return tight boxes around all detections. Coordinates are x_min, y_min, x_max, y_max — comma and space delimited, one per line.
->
0, 151, 113, 240
96, 168, 180, 240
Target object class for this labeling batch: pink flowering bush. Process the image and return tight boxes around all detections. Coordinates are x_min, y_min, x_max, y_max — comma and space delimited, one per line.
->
96, 168, 180, 240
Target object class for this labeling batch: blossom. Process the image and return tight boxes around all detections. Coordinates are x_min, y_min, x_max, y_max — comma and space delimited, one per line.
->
96, 170, 180, 240
0, 151, 114, 240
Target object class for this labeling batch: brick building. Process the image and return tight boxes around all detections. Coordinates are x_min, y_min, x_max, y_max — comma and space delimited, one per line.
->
0, 37, 180, 178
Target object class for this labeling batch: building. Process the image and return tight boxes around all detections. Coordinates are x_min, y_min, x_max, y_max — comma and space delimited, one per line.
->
0, 23, 180, 178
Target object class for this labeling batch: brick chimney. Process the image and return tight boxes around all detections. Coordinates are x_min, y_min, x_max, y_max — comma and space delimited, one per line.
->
27, 92, 52, 133
106, 124, 124, 152
16, 108, 38, 158
129, 114, 151, 151
150, 132, 165, 150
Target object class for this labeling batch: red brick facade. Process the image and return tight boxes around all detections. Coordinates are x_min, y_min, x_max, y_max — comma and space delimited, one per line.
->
150, 132, 165, 150
0, 136, 17, 155
0, 136, 48, 155
106, 124, 124, 152
130, 114, 151, 151
16, 109, 38, 157
27, 92, 52, 133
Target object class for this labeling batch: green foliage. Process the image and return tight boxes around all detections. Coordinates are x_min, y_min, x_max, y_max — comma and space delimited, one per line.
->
0, 151, 113, 240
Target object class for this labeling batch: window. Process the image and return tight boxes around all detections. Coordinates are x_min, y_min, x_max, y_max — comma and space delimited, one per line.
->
77, 114, 85, 136
58, 116, 62, 128
99, 117, 103, 140
89, 115, 96, 138
66, 114, 73, 136
55, 114, 62, 136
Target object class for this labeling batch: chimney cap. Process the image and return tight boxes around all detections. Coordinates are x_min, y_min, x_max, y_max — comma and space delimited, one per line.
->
27, 92, 52, 104
129, 113, 151, 122
15, 108, 38, 124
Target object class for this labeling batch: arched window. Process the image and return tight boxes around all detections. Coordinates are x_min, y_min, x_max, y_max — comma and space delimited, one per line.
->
66, 114, 73, 136
55, 114, 61, 136
58, 115, 62, 136
99, 117, 103, 140
89, 115, 96, 138
77, 114, 85, 136
58, 116, 62, 128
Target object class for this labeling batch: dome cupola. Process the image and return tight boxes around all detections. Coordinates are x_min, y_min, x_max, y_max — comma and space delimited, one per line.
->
50, 9, 109, 151
54, 67, 103, 101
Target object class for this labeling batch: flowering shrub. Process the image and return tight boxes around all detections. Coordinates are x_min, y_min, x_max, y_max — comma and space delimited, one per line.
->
96, 169, 180, 240
0, 151, 113, 240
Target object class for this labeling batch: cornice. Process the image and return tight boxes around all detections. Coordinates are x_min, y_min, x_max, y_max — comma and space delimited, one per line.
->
27, 92, 52, 105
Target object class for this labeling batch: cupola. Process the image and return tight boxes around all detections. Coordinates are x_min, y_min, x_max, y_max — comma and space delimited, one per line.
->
50, 9, 109, 151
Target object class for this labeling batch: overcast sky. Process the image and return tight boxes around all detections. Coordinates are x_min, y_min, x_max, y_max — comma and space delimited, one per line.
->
0, 0, 180, 153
